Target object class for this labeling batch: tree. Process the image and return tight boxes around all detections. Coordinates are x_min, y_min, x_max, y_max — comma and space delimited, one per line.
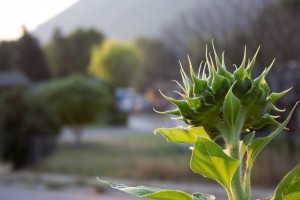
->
43, 29, 71, 77
0, 41, 16, 71
0, 88, 61, 169
134, 38, 179, 91
162, 0, 272, 63
67, 28, 105, 73
247, 0, 300, 66
89, 40, 142, 88
33, 74, 116, 145
14, 27, 51, 82
44, 28, 104, 77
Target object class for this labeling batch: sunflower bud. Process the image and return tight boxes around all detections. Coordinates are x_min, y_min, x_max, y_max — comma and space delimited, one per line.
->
157, 44, 289, 142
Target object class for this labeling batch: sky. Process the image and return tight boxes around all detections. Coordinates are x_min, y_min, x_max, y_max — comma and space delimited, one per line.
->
0, 0, 79, 41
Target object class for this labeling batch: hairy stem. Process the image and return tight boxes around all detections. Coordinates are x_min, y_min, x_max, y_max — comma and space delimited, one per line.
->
228, 142, 245, 200
226, 187, 235, 200
243, 159, 252, 199
223, 122, 248, 200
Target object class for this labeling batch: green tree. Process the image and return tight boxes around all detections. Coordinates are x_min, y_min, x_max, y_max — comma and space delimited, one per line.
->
14, 27, 51, 82
67, 28, 104, 73
0, 89, 61, 169
44, 28, 104, 77
249, 0, 300, 65
33, 74, 115, 145
0, 41, 16, 71
134, 38, 179, 91
89, 40, 142, 88
43, 29, 71, 77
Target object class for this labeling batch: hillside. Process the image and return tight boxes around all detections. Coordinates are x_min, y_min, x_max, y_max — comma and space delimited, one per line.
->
33, 0, 199, 43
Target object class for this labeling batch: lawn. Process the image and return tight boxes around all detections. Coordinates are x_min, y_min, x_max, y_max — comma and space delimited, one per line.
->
37, 133, 300, 186
38, 134, 197, 181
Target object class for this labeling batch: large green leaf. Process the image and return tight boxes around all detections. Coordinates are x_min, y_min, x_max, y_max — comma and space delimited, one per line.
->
246, 103, 298, 169
99, 180, 215, 200
190, 136, 240, 189
154, 127, 210, 144
269, 163, 300, 200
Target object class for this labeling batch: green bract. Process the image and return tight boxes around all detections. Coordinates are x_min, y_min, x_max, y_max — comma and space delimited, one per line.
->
100, 44, 299, 200
157, 45, 288, 143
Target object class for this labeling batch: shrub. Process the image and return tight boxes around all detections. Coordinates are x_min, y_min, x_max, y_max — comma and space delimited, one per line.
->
33, 74, 125, 144
0, 89, 61, 169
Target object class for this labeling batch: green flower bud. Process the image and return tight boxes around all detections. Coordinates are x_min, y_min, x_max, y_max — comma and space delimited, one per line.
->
157, 44, 289, 141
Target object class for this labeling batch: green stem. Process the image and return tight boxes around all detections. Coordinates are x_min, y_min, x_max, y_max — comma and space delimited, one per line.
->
226, 187, 235, 200
243, 161, 252, 199
228, 143, 245, 200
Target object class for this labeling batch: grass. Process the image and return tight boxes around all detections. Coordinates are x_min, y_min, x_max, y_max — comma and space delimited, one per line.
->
37, 133, 300, 186
37, 134, 197, 181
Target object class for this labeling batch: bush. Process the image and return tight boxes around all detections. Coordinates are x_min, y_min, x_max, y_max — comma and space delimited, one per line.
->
33, 74, 126, 144
0, 89, 61, 169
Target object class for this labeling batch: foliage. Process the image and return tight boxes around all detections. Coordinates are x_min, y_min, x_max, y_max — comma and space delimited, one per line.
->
100, 44, 299, 200
32, 74, 122, 143
43, 29, 69, 77
34, 74, 114, 125
14, 28, 51, 82
44, 28, 104, 77
0, 88, 61, 169
248, 0, 300, 65
134, 38, 179, 91
0, 41, 16, 70
88, 40, 142, 88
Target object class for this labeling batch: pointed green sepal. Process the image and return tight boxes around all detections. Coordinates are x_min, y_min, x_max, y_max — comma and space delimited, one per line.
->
159, 90, 194, 119
212, 41, 231, 78
186, 96, 205, 111
258, 77, 270, 102
246, 46, 260, 76
180, 61, 193, 96
232, 78, 252, 99
221, 83, 244, 132
242, 74, 264, 104
252, 114, 281, 130
268, 88, 292, 102
211, 71, 231, 101
191, 76, 208, 97
234, 48, 248, 80
271, 104, 285, 112
153, 108, 181, 116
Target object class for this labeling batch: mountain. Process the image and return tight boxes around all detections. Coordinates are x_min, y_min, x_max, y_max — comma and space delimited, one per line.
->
33, 0, 200, 43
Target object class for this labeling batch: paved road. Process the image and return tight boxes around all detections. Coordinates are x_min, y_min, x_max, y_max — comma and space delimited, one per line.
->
58, 113, 175, 142
0, 180, 273, 200
0, 186, 135, 200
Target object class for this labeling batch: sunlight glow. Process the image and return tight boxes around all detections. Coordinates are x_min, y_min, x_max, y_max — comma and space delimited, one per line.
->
0, 0, 79, 40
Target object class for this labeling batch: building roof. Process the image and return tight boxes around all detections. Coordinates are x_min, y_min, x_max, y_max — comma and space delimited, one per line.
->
0, 70, 30, 88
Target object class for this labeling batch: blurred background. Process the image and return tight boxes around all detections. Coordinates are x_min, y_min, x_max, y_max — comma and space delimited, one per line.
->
0, 0, 299, 199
